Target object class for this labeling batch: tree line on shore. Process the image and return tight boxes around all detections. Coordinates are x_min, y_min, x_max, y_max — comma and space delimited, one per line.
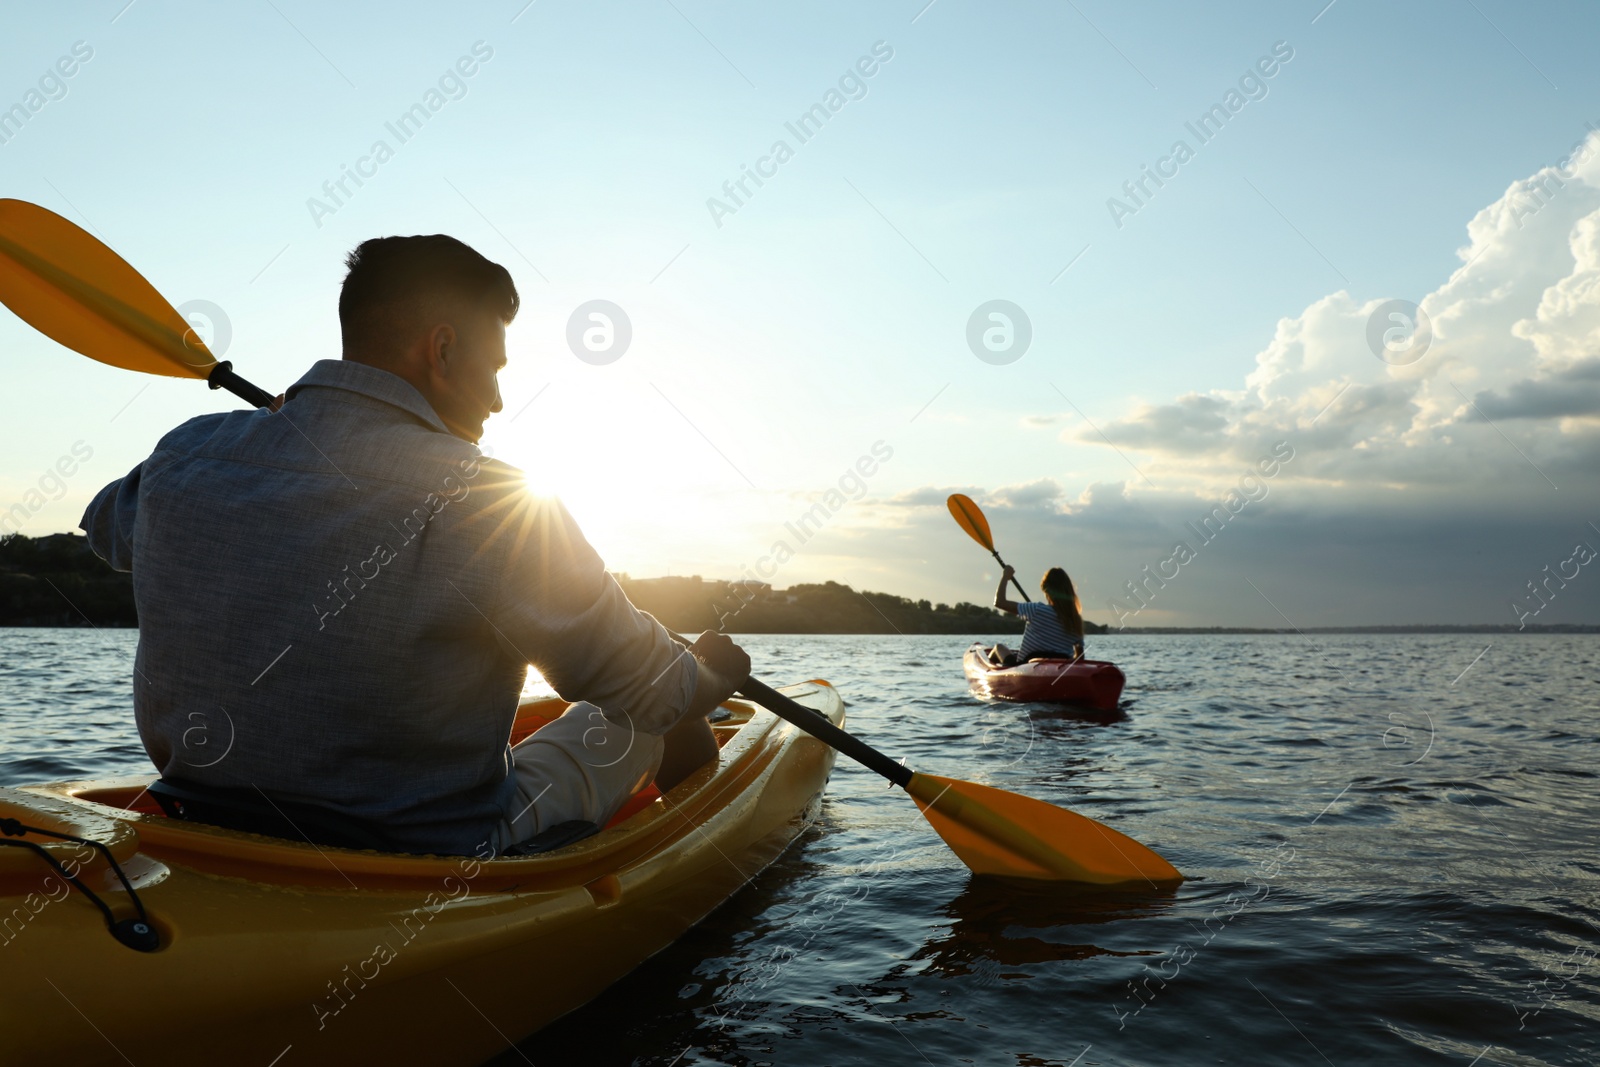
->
614, 575, 1046, 635
0, 533, 137, 626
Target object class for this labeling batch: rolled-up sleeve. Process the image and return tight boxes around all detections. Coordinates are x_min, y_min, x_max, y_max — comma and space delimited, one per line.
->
486, 487, 699, 737
80, 466, 143, 573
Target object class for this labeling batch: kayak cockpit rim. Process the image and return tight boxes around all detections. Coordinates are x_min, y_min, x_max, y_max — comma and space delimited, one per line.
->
16, 683, 842, 892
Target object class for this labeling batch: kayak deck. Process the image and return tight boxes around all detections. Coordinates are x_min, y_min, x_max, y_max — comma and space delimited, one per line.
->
0, 681, 843, 1067
963, 644, 1125, 711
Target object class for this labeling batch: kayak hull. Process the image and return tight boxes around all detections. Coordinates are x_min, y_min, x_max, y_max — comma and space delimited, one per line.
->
0, 681, 843, 1067
963, 644, 1125, 711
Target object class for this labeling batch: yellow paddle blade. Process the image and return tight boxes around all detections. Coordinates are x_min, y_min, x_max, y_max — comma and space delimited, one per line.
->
947, 493, 995, 552
0, 199, 214, 379
906, 773, 1182, 886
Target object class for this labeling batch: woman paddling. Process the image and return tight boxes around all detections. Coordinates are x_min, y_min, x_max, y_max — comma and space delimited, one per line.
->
986, 565, 1085, 667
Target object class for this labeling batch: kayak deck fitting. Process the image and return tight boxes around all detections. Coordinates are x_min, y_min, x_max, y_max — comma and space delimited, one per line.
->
0, 681, 843, 1067
963, 644, 1125, 711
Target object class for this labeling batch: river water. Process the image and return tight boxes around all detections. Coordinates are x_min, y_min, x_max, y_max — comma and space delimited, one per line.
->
2, 630, 1596, 1066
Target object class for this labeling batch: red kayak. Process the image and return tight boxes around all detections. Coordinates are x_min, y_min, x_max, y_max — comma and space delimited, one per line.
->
963, 644, 1125, 711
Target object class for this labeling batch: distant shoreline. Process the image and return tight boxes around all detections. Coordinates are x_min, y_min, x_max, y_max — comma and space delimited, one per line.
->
2, 535, 1594, 633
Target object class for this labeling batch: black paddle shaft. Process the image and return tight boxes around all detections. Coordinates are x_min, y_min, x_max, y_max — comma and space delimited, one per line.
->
207, 360, 277, 409
991, 550, 1032, 602
737, 678, 913, 789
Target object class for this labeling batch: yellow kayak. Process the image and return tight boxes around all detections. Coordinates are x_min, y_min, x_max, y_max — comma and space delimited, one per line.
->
0, 680, 843, 1067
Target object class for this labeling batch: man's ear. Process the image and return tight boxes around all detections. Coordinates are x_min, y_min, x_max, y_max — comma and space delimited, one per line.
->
425, 323, 458, 382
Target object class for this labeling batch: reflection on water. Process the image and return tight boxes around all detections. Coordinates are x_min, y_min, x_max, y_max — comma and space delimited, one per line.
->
4, 630, 1598, 1066
912, 879, 1176, 978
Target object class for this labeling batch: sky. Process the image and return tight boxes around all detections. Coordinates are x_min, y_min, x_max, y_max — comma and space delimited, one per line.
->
2, 0, 1598, 628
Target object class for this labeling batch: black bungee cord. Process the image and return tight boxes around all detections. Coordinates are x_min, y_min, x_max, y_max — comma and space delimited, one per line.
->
0, 817, 159, 952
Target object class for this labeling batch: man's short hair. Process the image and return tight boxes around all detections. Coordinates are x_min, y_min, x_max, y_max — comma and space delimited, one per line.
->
339, 235, 518, 360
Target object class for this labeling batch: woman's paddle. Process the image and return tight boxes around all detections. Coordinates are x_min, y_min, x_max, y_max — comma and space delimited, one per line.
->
948, 493, 1031, 602
0, 198, 1182, 886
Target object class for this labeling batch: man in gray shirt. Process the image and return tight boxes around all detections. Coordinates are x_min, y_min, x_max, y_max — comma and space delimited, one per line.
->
82, 233, 748, 856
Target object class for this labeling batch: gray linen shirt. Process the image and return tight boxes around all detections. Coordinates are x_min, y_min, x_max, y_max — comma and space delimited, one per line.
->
81, 359, 697, 855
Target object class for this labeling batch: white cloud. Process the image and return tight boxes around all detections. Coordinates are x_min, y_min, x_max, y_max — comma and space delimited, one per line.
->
992, 478, 1064, 508
1461, 357, 1600, 421
884, 485, 983, 508
1073, 132, 1600, 497
1090, 393, 1230, 453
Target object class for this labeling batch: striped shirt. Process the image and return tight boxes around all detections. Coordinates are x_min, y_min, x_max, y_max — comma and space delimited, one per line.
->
1017, 601, 1083, 659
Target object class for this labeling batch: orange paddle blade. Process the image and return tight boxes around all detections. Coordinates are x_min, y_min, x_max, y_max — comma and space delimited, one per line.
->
947, 493, 995, 552
906, 773, 1182, 886
0, 199, 214, 379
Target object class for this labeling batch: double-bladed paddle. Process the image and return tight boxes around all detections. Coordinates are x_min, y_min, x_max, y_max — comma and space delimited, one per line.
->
0, 197, 1181, 886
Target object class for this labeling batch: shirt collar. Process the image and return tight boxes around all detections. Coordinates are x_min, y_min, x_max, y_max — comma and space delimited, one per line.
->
285, 359, 453, 436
